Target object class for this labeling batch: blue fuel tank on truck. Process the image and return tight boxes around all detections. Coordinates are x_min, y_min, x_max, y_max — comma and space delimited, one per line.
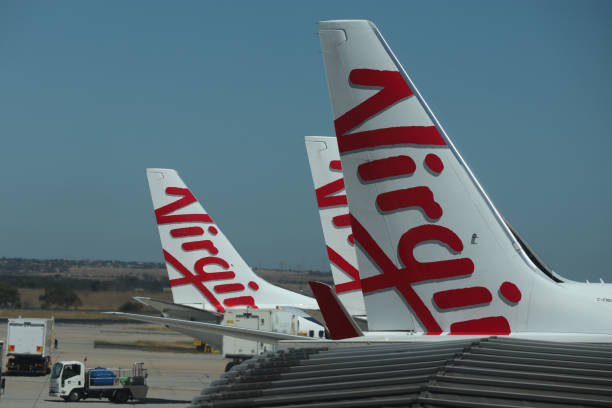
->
89, 368, 115, 386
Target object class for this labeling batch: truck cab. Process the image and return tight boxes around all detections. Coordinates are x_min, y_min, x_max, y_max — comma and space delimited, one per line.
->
49, 361, 83, 401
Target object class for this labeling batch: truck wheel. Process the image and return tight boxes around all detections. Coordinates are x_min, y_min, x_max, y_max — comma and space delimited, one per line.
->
114, 390, 130, 403
68, 390, 80, 402
225, 361, 237, 372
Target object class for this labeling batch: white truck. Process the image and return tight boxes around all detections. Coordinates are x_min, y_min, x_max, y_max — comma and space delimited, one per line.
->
6, 317, 54, 375
49, 361, 148, 403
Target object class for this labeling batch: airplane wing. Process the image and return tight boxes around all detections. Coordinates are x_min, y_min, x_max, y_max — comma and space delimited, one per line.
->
133, 296, 222, 322
106, 312, 322, 344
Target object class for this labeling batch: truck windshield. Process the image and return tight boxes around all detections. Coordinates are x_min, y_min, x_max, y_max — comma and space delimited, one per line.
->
50, 363, 63, 379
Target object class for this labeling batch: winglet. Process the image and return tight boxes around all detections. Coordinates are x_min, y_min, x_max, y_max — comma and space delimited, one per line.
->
309, 281, 363, 340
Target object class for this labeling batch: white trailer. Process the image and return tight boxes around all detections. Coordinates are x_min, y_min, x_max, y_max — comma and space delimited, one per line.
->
6, 317, 54, 375
221, 308, 325, 371
49, 361, 148, 403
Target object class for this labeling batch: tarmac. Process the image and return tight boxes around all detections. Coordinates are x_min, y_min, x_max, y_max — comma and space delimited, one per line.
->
0, 321, 227, 407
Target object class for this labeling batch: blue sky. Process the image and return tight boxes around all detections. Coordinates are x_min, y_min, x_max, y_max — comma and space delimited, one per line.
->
1, 1, 611, 281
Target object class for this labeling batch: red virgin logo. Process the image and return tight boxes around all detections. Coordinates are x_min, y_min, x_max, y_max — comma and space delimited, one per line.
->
156, 187, 258, 312
336, 69, 521, 334
315, 160, 361, 294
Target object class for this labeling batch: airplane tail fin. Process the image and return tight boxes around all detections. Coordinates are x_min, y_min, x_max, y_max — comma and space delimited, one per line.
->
146, 169, 317, 311
316, 20, 605, 335
309, 281, 363, 340
305, 136, 366, 316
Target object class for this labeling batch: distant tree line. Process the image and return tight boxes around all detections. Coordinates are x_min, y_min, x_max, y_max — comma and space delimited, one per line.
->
0, 257, 164, 275
0, 275, 168, 292
0, 258, 331, 277
253, 268, 331, 276
0, 285, 84, 310
0, 283, 125, 310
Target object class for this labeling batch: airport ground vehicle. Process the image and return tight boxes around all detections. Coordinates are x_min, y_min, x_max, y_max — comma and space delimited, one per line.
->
221, 308, 274, 371
220, 308, 325, 370
6, 318, 54, 375
49, 361, 148, 403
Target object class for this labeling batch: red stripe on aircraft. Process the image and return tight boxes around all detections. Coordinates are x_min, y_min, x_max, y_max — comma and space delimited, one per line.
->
335, 281, 362, 293
248, 281, 259, 290
376, 186, 443, 220
450, 316, 510, 335
329, 160, 342, 171
326, 246, 361, 293
334, 69, 413, 137
193, 257, 235, 282
223, 296, 258, 308
424, 154, 444, 174
357, 156, 416, 181
433, 287, 492, 309
499, 282, 522, 303
315, 179, 347, 208
181, 240, 219, 255
214, 283, 245, 293
358, 155, 416, 182
164, 250, 224, 313
156, 187, 213, 225
170, 227, 204, 238
337, 126, 446, 153
332, 214, 351, 228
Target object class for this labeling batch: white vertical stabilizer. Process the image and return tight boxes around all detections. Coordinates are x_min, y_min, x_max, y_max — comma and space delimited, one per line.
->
147, 168, 318, 312
305, 136, 366, 316
318, 20, 612, 335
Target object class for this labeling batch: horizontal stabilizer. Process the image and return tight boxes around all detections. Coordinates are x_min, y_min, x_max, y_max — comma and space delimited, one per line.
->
133, 296, 221, 322
309, 281, 363, 340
